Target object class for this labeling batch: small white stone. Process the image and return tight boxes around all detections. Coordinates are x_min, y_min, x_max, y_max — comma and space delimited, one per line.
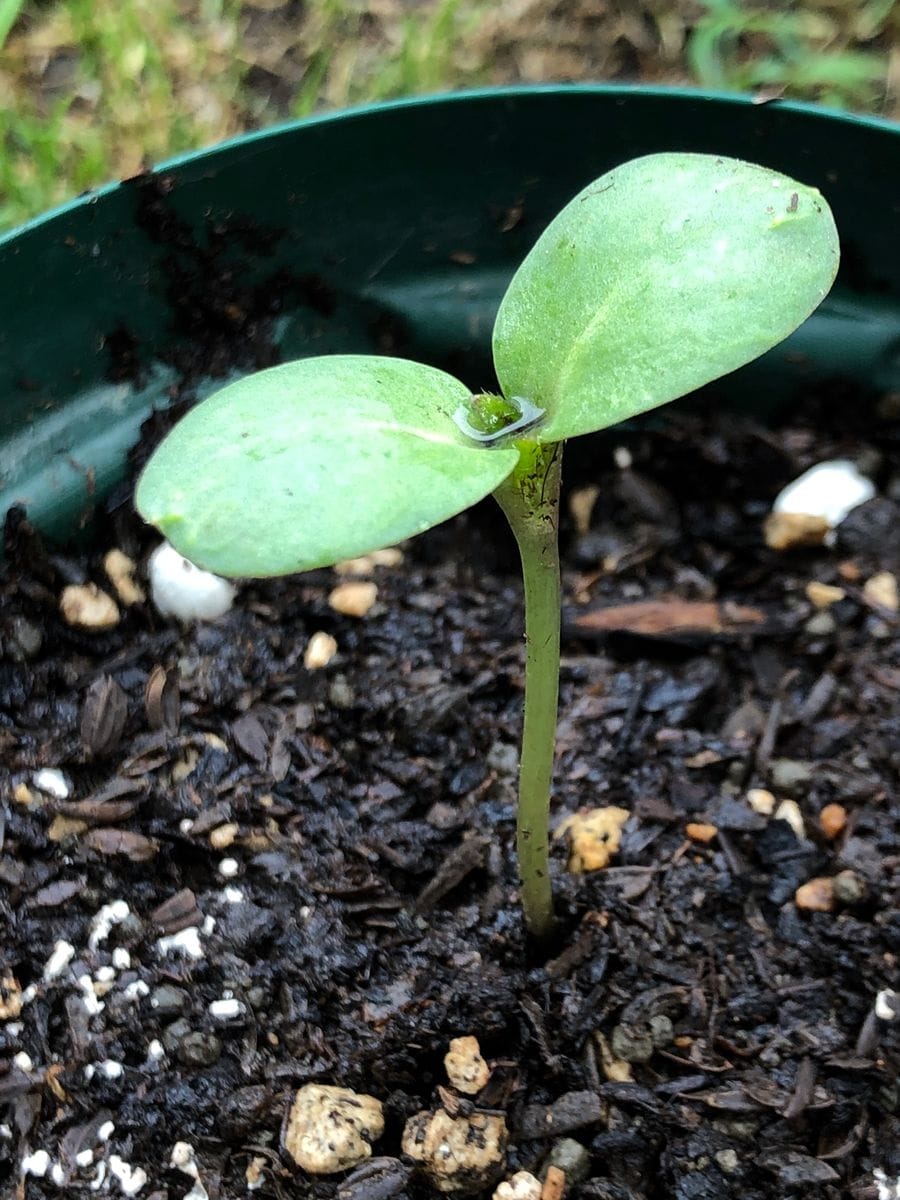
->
6, 1022, 22, 1037
22, 1148, 51, 1177
51, 1162, 66, 1185
90, 1160, 108, 1191
328, 581, 378, 618
179, 818, 195, 835
112, 948, 131, 970
109, 1155, 148, 1196
218, 857, 239, 879
88, 900, 130, 950
304, 631, 338, 670
94, 965, 116, 984
0, 1124, 11, 1139
202, 915, 216, 936
13, 1051, 33, 1073
774, 799, 806, 841
33, 768, 70, 800
147, 1039, 165, 1061
209, 997, 245, 1020
864, 571, 899, 613
149, 542, 236, 623
746, 788, 776, 816
22, 984, 38, 1003
222, 886, 244, 904
123, 980, 150, 1001
613, 445, 633, 470
99, 1060, 124, 1079
75, 1149, 95, 1168
876, 989, 898, 1021
773, 459, 875, 529
156, 927, 204, 960
98, 1121, 115, 1142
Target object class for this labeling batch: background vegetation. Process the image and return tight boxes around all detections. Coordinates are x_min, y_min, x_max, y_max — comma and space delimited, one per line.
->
1, 0, 897, 231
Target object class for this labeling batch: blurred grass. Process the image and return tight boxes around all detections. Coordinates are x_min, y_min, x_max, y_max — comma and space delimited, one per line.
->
0, 0, 897, 231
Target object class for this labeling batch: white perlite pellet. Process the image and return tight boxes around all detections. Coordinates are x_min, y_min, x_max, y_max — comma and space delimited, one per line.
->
156, 927, 204, 961
109, 1155, 148, 1196
876, 989, 898, 1020
77, 975, 105, 1016
22, 1149, 51, 1177
875, 1168, 900, 1200
88, 900, 130, 950
209, 997, 245, 1021
43, 940, 76, 982
32, 768, 70, 800
149, 541, 236, 623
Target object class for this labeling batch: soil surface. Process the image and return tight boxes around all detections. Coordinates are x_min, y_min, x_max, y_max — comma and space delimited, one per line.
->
2, 362, 900, 1199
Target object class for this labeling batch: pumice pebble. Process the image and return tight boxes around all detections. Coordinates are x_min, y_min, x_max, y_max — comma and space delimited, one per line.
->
772, 458, 875, 526
765, 458, 876, 550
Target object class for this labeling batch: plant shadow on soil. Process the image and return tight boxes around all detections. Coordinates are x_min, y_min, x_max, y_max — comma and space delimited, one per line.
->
1, 181, 899, 1200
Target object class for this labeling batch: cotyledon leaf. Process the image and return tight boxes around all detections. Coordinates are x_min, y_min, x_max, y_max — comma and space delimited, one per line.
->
136, 356, 519, 577
493, 152, 840, 444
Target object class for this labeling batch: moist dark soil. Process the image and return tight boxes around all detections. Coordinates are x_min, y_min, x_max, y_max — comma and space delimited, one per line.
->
2, 358, 900, 1199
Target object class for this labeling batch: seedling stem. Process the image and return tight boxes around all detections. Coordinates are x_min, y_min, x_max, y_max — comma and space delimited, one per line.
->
494, 439, 563, 941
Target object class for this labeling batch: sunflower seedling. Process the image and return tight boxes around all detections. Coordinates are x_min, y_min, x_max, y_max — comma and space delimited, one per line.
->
137, 153, 839, 941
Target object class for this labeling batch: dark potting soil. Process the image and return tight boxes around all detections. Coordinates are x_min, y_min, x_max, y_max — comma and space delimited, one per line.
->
1, 382, 899, 1200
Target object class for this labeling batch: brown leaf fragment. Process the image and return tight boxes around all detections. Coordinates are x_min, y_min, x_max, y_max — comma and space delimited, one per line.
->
150, 888, 202, 934
232, 712, 269, 765
44, 1063, 69, 1103
760, 1151, 838, 1186
572, 599, 765, 639
144, 665, 181, 733
56, 798, 140, 825
413, 834, 487, 916
80, 675, 128, 757
27, 878, 85, 908
782, 1057, 816, 1120
82, 828, 159, 861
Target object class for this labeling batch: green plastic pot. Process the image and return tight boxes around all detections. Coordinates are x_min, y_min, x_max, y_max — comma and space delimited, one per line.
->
1, 85, 898, 543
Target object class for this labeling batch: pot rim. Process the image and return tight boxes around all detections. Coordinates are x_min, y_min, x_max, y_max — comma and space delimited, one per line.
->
2, 82, 897, 246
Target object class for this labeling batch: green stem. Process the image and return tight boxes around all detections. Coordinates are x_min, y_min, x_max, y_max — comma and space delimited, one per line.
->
493, 438, 563, 942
